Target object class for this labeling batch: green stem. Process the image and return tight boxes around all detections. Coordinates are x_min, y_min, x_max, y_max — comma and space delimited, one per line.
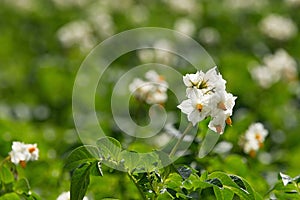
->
169, 122, 193, 158
0, 156, 11, 166
128, 172, 147, 200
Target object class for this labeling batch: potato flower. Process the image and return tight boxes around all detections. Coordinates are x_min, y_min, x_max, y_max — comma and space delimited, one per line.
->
178, 67, 236, 134
9, 141, 39, 168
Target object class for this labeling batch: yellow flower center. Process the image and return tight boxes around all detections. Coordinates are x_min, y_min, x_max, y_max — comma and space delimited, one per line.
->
196, 104, 203, 112
28, 147, 36, 153
226, 117, 232, 126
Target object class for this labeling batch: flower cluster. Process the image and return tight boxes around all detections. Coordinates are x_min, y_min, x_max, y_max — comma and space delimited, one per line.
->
9, 141, 39, 168
129, 70, 168, 105
240, 123, 268, 157
259, 14, 298, 41
177, 67, 237, 134
250, 49, 298, 88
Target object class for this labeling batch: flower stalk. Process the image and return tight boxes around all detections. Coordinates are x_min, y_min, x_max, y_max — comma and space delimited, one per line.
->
169, 122, 193, 158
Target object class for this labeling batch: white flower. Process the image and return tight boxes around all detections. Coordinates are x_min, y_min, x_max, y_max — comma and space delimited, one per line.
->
250, 65, 279, 89
250, 49, 298, 88
146, 91, 168, 105
129, 78, 152, 100
260, 14, 298, 41
9, 141, 39, 167
208, 91, 237, 134
285, 0, 300, 6
263, 49, 298, 81
174, 18, 196, 36
129, 70, 169, 105
177, 89, 211, 126
245, 123, 268, 143
178, 67, 236, 134
184, 67, 226, 97
57, 191, 88, 200
241, 123, 268, 157
57, 20, 96, 52
198, 27, 220, 45
145, 70, 168, 92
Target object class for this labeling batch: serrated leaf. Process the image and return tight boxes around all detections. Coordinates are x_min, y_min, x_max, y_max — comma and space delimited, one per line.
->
65, 145, 99, 171
97, 137, 122, 163
0, 165, 14, 184
70, 162, 92, 200
0, 193, 19, 200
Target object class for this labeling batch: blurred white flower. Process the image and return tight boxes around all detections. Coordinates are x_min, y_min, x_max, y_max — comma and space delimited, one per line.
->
128, 5, 149, 24
240, 122, 268, 157
57, 20, 96, 53
52, 0, 88, 9
250, 49, 298, 88
9, 141, 39, 168
285, 0, 300, 6
259, 14, 298, 41
129, 70, 169, 105
250, 65, 279, 88
166, 0, 200, 15
178, 67, 236, 134
263, 49, 298, 81
198, 27, 220, 45
174, 18, 196, 36
86, 7, 115, 38
213, 141, 233, 154
224, 0, 267, 11
57, 191, 88, 200
137, 40, 176, 65
2, 0, 35, 11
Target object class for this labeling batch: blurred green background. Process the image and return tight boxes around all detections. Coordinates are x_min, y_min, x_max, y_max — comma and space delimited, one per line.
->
0, 0, 300, 199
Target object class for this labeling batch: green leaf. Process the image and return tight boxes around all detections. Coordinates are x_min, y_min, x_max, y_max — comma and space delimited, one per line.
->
120, 151, 140, 172
293, 175, 300, 183
213, 187, 234, 200
229, 175, 246, 190
96, 137, 122, 163
165, 173, 183, 190
0, 193, 19, 200
65, 145, 99, 171
177, 166, 192, 180
14, 178, 30, 195
70, 162, 92, 200
0, 165, 14, 184
88, 161, 103, 176
206, 178, 223, 189
208, 172, 257, 200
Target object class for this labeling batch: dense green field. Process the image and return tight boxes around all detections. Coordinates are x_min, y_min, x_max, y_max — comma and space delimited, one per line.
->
1, 0, 300, 199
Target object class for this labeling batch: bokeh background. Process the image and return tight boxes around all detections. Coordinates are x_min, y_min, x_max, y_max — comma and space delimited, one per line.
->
0, 0, 300, 199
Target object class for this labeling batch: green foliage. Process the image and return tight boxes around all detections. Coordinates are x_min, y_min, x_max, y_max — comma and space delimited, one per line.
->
0, 161, 39, 199
1, 0, 300, 199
